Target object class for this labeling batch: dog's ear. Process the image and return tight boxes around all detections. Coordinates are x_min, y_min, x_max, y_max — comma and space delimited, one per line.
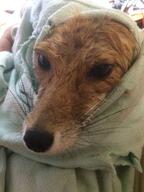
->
0, 27, 13, 52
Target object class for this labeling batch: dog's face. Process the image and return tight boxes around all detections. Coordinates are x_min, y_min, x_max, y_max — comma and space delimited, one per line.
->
23, 16, 138, 154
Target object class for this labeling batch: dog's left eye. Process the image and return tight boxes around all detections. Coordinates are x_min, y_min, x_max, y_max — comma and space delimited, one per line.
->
38, 54, 51, 70
87, 64, 114, 79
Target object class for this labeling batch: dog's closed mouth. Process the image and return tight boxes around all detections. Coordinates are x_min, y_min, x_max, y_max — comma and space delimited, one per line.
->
22, 15, 138, 154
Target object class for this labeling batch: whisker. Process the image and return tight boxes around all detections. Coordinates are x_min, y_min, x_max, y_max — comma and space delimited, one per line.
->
25, 72, 38, 94
8, 88, 27, 117
79, 97, 107, 122
20, 78, 32, 113
75, 137, 101, 149
18, 89, 30, 115
81, 104, 136, 128
7, 109, 25, 121
28, 87, 34, 109
8, 119, 21, 129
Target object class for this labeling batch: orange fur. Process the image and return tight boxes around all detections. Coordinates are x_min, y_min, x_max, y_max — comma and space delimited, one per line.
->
24, 16, 138, 153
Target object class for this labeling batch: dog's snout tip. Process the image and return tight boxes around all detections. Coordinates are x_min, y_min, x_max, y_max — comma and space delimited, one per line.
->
23, 129, 54, 153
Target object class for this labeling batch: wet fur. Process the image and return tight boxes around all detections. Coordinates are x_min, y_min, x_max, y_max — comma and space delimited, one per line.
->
24, 16, 138, 154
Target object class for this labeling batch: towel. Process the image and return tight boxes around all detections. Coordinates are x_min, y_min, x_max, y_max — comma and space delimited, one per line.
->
0, 0, 144, 191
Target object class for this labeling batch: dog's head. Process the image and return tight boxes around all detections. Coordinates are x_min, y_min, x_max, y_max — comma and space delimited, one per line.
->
23, 16, 138, 154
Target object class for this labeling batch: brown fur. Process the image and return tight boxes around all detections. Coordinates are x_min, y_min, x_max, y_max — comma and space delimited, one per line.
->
24, 16, 138, 154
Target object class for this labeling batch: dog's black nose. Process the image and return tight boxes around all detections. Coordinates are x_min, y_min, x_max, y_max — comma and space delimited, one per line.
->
23, 129, 54, 152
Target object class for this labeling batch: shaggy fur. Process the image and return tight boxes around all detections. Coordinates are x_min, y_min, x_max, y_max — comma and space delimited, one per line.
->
23, 16, 138, 154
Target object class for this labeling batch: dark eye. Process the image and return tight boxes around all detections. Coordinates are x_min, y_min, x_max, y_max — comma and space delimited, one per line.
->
38, 54, 51, 70
87, 64, 114, 79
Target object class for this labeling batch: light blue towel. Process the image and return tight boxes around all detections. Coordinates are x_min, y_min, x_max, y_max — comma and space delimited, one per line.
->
0, 0, 144, 191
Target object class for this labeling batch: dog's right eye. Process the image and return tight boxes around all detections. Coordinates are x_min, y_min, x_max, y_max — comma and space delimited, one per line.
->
38, 54, 51, 70
87, 64, 114, 80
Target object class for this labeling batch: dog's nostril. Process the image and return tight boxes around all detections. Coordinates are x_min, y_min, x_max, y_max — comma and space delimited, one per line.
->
23, 129, 54, 152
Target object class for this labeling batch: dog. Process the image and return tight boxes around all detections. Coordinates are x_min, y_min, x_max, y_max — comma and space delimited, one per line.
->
0, 4, 143, 192
20, 15, 139, 154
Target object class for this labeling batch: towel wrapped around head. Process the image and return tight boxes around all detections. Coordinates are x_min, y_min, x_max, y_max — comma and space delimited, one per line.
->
0, 0, 144, 192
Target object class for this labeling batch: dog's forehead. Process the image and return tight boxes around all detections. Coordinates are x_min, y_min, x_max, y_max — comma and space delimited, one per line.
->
35, 16, 132, 68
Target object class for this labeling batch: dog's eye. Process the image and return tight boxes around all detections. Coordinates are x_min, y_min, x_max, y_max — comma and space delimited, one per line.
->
38, 54, 51, 70
87, 64, 114, 79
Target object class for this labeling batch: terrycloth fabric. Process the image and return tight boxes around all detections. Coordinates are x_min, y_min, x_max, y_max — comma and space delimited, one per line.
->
0, 0, 144, 192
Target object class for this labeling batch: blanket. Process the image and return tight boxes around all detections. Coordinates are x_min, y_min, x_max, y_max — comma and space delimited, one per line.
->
0, 0, 144, 191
